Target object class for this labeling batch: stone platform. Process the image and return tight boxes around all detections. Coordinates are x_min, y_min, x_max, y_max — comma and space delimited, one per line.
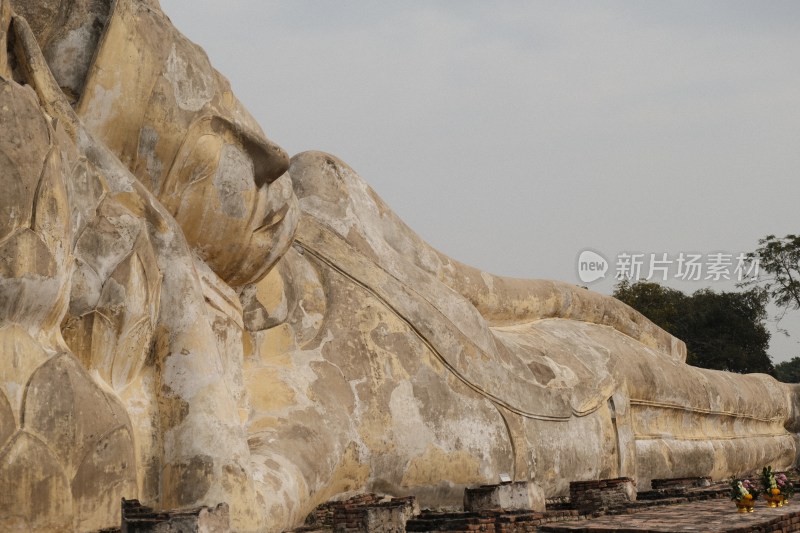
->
294, 477, 800, 532
541, 497, 800, 533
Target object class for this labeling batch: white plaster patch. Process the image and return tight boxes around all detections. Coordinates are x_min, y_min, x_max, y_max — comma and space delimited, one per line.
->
213, 144, 254, 219
541, 356, 579, 388
77, 128, 134, 194
389, 380, 434, 457
438, 401, 504, 453
79, 79, 121, 134
297, 301, 323, 334
164, 44, 215, 112
163, 413, 248, 463
45, 26, 96, 95
297, 195, 356, 238
161, 351, 219, 399
121, 371, 154, 419
480, 271, 495, 292
137, 126, 163, 192
152, 247, 205, 335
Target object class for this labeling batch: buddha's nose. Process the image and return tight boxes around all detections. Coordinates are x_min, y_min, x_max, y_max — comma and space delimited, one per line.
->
211, 117, 289, 189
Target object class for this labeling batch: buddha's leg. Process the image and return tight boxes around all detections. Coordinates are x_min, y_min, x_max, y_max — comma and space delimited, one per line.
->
495, 318, 797, 490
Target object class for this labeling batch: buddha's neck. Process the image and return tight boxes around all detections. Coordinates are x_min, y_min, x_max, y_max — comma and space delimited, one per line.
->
10, 0, 112, 104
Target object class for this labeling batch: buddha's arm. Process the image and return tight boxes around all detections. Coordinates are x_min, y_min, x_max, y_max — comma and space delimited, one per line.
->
290, 151, 685, 362
430, 254, 687, 361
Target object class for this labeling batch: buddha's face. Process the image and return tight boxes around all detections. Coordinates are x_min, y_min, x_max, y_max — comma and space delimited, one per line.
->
158, 115, 299, 286
66, 0, 298, 286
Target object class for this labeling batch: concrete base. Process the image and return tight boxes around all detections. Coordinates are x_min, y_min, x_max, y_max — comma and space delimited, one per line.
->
463, 482, 545, 513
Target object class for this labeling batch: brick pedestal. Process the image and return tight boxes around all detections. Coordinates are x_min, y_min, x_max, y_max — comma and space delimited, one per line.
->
120, 498, 229, 532
569, 477, 636, 515
650, 477, 711, 491
329, 495, 419, 533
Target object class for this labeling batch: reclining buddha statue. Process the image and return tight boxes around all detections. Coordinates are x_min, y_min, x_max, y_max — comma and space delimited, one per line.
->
1, 0, 797, 531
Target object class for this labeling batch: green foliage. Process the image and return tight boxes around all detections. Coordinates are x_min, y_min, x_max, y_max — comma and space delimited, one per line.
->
773, 357, 800, 383
613, 280, 773, 374
745, 234, 800, 311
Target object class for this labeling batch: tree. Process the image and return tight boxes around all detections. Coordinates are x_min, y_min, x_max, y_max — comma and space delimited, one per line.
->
613, 280, 773, 374
745, 234, 800, 313
774, 357, 800, 383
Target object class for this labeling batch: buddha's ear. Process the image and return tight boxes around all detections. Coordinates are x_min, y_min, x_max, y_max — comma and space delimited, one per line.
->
9, 13, 80, 140
0, 0, 11, 79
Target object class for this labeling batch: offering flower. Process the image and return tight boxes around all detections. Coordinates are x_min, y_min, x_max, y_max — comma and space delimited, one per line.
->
731, 479, 752, 500
761, 466, 794, 506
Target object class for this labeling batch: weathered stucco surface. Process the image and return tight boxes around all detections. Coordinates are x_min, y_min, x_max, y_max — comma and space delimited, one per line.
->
0, 1, 798, 532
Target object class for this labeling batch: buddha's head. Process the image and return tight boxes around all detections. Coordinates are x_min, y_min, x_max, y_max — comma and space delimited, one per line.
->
16, 0, 298, 286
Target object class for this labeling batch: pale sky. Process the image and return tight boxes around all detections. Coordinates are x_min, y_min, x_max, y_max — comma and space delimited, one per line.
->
160, 1, 800, 362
